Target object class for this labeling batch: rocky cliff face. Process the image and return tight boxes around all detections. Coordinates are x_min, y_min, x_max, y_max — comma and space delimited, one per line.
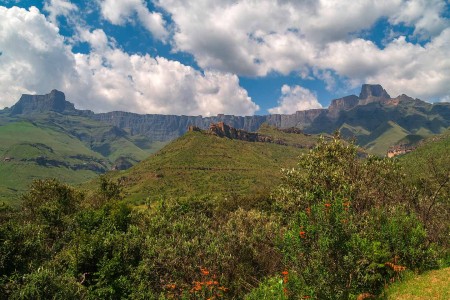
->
189, 122, 288, 145
328, 95, 359, 118
4, 84, 449, 145
358, 84, 391, 105
10, 90, 76, 115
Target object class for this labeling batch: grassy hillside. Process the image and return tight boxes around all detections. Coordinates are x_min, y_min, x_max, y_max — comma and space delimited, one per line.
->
0, 121, 105, 205
107, 128, 319, 204
0, 113, 167, 205
362, 121, 411, 155
399, 129, 450, 179
383, 268, 450, 299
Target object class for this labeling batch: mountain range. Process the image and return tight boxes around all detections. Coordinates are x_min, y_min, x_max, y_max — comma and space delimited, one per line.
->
0, 84, 449, 203
4, 84, 449, 147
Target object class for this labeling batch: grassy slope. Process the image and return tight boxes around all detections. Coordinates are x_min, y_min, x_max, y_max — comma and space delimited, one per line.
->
0, 121, 105, 205
362, 121, 411, 156
109, 129, 317, 204
29, 113, 156, 163
399, 129, 450, 180
0, 114, 167, 206
383, 268, 450, 299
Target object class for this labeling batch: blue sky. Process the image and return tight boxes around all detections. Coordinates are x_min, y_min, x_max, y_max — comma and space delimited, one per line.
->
0, 0, 449, 116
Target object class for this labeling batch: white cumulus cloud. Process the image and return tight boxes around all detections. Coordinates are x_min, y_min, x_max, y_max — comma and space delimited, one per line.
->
0, 6, 259, 116
43, 0, 78, 25
98, 0, 168, 41
158, 0, 450, 101
268, 85, 322, 114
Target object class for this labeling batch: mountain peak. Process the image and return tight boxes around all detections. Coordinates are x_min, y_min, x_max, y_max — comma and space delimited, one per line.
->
359, 84, 390, 104
10, 90, 76, 115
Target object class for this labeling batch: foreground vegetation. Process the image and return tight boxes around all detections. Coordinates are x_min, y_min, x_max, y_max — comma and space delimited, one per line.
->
0, 135, 448, 299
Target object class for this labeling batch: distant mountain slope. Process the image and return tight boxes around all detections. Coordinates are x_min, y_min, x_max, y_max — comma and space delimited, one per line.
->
0, 84, 448, 203
104, 124, 322, 204
2, 84, 448, 155
0, 92, 168, 204
90, 84, 450, 155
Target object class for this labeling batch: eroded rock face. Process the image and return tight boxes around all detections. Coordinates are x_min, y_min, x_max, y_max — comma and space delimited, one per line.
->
358, 84, 391, 105
10, 90, 76, 115
328, 95, 359, 118
207, 122, 290, 145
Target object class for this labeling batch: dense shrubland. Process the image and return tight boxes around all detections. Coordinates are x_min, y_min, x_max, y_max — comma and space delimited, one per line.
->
0, 137, 448, 299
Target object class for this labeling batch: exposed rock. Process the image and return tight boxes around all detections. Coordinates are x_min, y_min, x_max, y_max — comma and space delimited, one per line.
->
358, 84, 390, 105
188, 125, 201, 132
10, 90, 76, 115
387, 144, 416, 158
328, 95, 359, 118
111, 157, 135, 171
279, 127, 304, 134
207, 122, 288, 146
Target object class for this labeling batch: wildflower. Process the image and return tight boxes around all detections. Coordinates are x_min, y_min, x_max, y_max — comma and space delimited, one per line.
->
299, 231, 306, 238
324, 203, 331, 208
200, 267, 210, 276
281, 270, 289, 276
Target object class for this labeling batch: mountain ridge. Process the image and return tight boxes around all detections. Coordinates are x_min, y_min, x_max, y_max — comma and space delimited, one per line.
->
2, 84, 449, 155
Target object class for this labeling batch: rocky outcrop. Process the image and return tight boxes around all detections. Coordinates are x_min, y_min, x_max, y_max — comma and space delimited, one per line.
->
328, 95, 359, 118
201, 122, 285, 145
358, 84, 390, 105
387, 144, 416, 158
10, 90, 77, 115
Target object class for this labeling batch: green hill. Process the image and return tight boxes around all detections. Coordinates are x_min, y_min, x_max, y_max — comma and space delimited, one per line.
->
361, 121, 411, 155
106, 127, 321, 204
399, 129, 450, 178
0, 113, 166, 206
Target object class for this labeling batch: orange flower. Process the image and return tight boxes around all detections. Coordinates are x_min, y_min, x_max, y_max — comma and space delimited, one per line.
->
324, 203, 331, 208
200, 267, 210, 276
299, 231, 306, 238
281, 270, 289, 276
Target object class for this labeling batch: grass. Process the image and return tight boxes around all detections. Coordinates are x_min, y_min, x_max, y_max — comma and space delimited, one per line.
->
0, 113, 167, 205
362, 121, 411, 156
399, 129, 450, 180
106, 128, 319, 204
382, 268, 450, 299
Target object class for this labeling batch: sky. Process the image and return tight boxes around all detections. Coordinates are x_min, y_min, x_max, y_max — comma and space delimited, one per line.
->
0, 0, 449, 116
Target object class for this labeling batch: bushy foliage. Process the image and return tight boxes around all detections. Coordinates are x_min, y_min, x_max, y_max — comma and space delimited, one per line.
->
0, 136, 447, 299
274, 137, 442, 298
